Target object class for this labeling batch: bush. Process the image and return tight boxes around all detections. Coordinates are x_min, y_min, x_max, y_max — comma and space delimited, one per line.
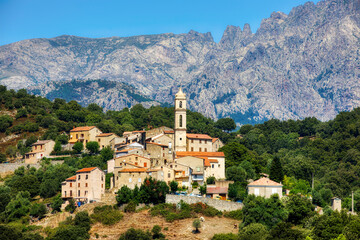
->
124, 201, 137, 213
51, 194, 63, 213
239, 223, 269, 240
15, 109, 27, 119
193, 219, 201, 233
73, 142, 84, 153
206, 176, 216, 185
30, 203, 47, 219
91, 205, 123, 226
65, 199, 76, 213
212, 233, 239, 240
224, 209, 243, 220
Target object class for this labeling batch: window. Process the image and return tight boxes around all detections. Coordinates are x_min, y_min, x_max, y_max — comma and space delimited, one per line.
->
272, 188, 278, 194
191, 139, 194, 143
78, 175, 81, 180
212, 164, 214, 168
135, 162, 138, 165
163, 153, 165, 157
135, 157, 138, 160
101, 184, 103, 188
180, 138, 182, 141
144, 163, 147, 167
179, 115, 183, 127
204, 148, 207, 152
101, 175, 103, 181
168, 173, 171, 178
191, 147, 194, 151
78, 183, 80, 187
85, 183, 88, 187
98, 139, 100, 142
70, 183, 72, 187
76, 134, 78, 138
138, 178, 142, 183
254, 188, 259, 196
102, 145, 104, 148
204, 140, 207, 144
70, 190, 72, 197
199, 148, 202, 152
78, 190, 80, 196
86, 175, 88, 180
199, 140, 202, 144
85, 191, 88, 196
129, 178, 132, 183
65, 191, 67, 197
179, 101, 182, 108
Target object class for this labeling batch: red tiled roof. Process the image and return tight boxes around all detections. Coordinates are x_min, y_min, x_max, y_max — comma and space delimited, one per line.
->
146, 142, 168, 147
186, 133, 213, 140
206, 187, 228, 194
203, 157, 211, 167
70, 126, 96, 132
164, 130, 174, 134
248, 177, 282, 186
66, 175, 76, 181
209, 159, 219, 163
176, 151, 225, 158
76, 167, 97, 173
119, 168, 148, 173
133, 130, 145, 133
212, 138, 219, 143
96, 133, 115, 137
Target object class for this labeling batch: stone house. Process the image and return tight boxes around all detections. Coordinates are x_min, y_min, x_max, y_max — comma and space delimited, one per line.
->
69, 126, 102, 147
107, 154, 151, 173
145, 126, 173, 139
176, 156, 205, 184
25, 140, 55, 164
146, 142, 173, 165
176, 151, 226, 181
206, 180, 234, 200
186, 133, 213, 152
247, 177, 283, 198
212, 138, 224, 152
115, 147, 145, 158
61, 167, 105, 202
168, 162, 192, 187
96, 133, 124, 150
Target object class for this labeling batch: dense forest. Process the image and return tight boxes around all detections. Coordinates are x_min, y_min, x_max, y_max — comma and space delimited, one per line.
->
1, 85, 360, 239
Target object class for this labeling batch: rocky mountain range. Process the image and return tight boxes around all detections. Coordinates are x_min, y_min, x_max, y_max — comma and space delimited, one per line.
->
1, 0, 360, 124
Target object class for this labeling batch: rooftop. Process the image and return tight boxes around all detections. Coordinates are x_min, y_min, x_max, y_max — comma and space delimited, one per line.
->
186, 133, 213, 140
116, 148, 135, 153
70, 126, 96, 132
96, 133, 115, 137
206, 187, 228, 194
32, 140, 52, 145
176, 151, 225, 158
248, 177, 283, 187
146, 142, 168, 147
76, 167, 97, 173
212, 138, 219, 143
66, 175, 76, 181
119, 168, 148, 173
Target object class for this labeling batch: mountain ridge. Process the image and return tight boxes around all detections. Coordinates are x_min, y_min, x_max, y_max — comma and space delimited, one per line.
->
1, 0, 360, 124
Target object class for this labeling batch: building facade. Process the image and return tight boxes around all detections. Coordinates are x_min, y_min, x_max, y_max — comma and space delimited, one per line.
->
247, 177, 283, 198
25, 140, 55, 164
174, 88, 187, 152
69, 126, 102, 147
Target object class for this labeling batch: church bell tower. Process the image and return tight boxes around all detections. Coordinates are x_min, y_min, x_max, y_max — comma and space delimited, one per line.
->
174, 88, 187, 152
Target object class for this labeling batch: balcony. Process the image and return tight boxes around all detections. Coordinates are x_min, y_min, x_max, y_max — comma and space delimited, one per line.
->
192, 174, 204, 181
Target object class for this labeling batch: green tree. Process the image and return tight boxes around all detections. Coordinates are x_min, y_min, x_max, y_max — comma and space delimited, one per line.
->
242, 194, 288, 229
15, 108, 27, 119
54, 141, 62, 152
206, 176, 216, 184
151, 225, 165, 240
239, 223, 269, 240
226, 166, 247, 182
116, 186, 133, 205
0, 115, 13, 132
5, 191, 31, 221
268, 222, 304, 240
56, 134, 69, 144
75, 211, 91, 231
6, 146, 17, 159
0, 186, 11, 213
170, 180, 178, 194
199, 184, 207, 195
193, 219, 201, 233
51, 194, 63, 212
343, 219, 360, 240
30, 203, 47, 219
86, 141, 99, 154
65, 199, 76, 213
100, 146, 114, 161
40, 179, 58, 198
119, 228, 152, 240
269, 156, 284, 183
285, 194, 315, 224
72, 142, 84, 153
215, 118, 236, 132
219, 142, 254, 168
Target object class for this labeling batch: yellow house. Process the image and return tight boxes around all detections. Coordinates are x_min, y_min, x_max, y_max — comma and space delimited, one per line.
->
69, 126, 102, 147
25, 140, 55, 164
96, 133, 122, 150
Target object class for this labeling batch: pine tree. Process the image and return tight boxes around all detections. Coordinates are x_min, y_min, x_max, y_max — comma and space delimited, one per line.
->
269, 156, 284, 183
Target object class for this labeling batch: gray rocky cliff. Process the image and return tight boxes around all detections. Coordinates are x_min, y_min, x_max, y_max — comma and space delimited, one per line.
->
1, 0, 360, 124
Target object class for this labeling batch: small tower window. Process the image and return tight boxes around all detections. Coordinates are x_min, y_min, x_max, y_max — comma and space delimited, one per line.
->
179, 101, 182, 108
179, 115, 183, 127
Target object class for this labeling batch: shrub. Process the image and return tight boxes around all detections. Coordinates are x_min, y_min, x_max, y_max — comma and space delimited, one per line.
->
212, 233, 239, 240
224, 209, 243, 220
124, 201, 137, 213
30, 203, 47, 219
206, 176, 216, 185
119, 228, 152, 240
65, 199, 76, 213
239, 223, 269, 240
193, 219, 201, 233
91, 205, 123, 226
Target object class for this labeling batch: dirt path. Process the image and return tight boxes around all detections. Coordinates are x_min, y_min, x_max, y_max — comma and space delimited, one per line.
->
90, 210, 239, 240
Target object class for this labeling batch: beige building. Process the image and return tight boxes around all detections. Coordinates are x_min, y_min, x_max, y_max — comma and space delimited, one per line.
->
247, 177, 283, 198
168, 162, 191, 187
331, 197, 342, 212
146, 142, 173, 165
206, 180, 234, 199
176, 151, 226, 180
212, 138, 224, 152
108, 154, 151, 173
61, 167, 105, 202
146, 126, 173, 139
115, 147, 145, 158
176, 156, 205, 184
186, 134, 213, 152
25, 140, 55, 164
69, 126, 102, 147
96, 133, 124, 150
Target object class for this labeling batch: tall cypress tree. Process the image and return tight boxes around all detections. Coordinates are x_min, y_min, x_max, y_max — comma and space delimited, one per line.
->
269, 156, 284, 183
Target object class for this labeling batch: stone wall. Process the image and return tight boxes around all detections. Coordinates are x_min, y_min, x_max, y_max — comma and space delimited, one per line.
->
0, 161, 63, 177
166, 194, 243, 212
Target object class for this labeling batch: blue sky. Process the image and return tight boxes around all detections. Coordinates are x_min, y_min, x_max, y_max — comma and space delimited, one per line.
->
0, 0, 320, 46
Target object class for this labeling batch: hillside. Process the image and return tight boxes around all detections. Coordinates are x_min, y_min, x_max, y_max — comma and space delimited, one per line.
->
1, 0, 360, 124
28, 79, 159, 111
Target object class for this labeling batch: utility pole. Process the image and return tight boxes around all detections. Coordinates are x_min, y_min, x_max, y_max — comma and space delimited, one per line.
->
352, 191, 354, 214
